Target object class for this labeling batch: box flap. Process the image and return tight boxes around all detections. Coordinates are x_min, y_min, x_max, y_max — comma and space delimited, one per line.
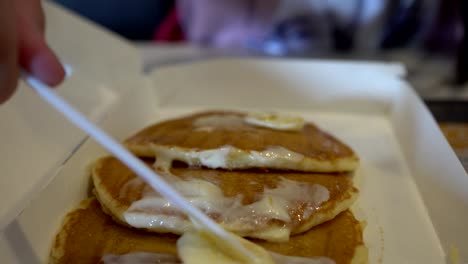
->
151, 58, 406, 113
0, 2, 144, 230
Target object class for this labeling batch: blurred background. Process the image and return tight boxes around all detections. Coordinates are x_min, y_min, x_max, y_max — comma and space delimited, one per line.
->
53, 0, 467, 110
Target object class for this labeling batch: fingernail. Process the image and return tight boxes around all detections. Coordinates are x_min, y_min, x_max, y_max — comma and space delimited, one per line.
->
30, 51, 65, 87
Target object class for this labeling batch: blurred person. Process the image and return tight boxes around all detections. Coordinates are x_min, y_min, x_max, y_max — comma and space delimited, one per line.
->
0, 0, 65, 104
177, 0, 458, 55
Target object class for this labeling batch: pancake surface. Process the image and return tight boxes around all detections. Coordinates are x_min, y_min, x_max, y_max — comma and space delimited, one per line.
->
50, 198, 366, 264
49, 198, 178, 264
124, 111, 358, 172
92, 156, 358, 241
257, 210, 367, 264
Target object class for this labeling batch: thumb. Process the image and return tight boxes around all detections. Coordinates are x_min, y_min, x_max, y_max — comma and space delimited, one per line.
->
0, 0, 19, 103
16, 4, 65, 86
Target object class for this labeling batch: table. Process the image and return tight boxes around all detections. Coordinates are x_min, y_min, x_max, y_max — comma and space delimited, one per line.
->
440, 123, 468, 171
427, 101, 468, 171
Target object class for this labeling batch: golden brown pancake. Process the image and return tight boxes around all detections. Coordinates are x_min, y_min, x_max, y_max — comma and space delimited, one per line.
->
91, 156, 358, 241
124, 111, 359, 172
49, 198, 366, 264
49, 199, 178, 264
257, 210, 368, 264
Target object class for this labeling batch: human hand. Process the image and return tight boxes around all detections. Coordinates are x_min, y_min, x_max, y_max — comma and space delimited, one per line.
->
0, 0, 65, 104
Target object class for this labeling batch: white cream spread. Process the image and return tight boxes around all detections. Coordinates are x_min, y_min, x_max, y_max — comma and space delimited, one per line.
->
124, 143, 330, 241
244, 112, 305, 131
124, 176, 329, 241
152, 144, 306, 171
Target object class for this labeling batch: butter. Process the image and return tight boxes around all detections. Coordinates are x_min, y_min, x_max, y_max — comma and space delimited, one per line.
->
247, 226, 291, 242
246, 194, 291, 222
245, 112, 304, 131
124, 211, 191, 233
177, 229, 275, 264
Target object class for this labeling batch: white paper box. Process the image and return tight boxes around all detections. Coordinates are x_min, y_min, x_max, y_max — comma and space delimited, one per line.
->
0, 2, 466, 264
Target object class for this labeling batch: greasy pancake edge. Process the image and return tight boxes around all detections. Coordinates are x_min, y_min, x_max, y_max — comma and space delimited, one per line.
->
91, 156, 359, 240
49, 198, 93, 264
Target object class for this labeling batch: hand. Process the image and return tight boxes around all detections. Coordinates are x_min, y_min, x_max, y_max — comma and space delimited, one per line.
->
0, 0, 65, 104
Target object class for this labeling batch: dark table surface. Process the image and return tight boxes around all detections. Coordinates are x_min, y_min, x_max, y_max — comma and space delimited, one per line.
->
426, 100, 468, 171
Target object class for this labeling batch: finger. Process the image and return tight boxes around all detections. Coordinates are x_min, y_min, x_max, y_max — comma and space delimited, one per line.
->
0, 0, 19, 104
16, 0, 65, 87
28, 46, 65, 86
17, 24, 65, 87
29, 0, 45, 33
16, 0, 45, 34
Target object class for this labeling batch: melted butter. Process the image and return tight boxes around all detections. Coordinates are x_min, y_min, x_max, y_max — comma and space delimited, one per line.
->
177, 229, 275, 264
244, 112, 304, 131
124, 175, 329, 241
118, 177, 151, 199
192, 114, 244, 132
152, 144, 305, 171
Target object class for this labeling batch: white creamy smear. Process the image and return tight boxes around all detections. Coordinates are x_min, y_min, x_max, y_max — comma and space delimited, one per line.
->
152, 145, 306, 171
181, 114, 327, 172
124, 131, 330, 241
124, 175, 329, 241
102, 251, 335, 264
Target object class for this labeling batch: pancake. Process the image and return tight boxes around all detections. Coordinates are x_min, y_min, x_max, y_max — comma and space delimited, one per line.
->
124, 111, 359, 173
49, 198, 367, 264
91, 156, 358, 242
256, 210, 368, 264
49, 198, 178, 264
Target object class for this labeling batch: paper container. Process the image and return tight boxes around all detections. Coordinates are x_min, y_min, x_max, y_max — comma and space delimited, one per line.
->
0, 2, 466, 264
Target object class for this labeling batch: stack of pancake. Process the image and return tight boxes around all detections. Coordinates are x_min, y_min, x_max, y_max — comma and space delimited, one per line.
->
50, 111, 367, 264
